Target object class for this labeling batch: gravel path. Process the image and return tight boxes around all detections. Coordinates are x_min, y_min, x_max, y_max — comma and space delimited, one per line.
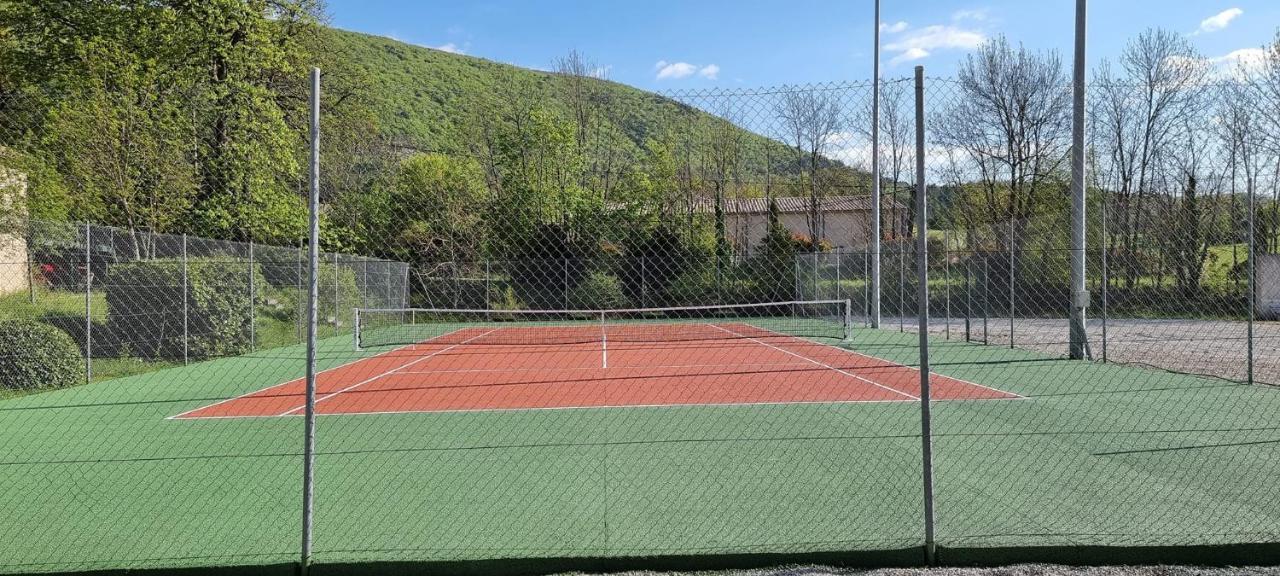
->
871, 316, 1278, 386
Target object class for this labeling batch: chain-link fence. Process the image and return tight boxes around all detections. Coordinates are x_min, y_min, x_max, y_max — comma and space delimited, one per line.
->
0, 61, 1276, 575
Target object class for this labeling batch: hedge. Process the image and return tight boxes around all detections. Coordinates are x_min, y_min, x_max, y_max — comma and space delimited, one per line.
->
0, 319, 85, 390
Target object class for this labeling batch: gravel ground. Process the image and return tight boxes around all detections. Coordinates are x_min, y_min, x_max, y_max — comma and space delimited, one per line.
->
878, 316, 1279, 386
567, 565, 1280, 576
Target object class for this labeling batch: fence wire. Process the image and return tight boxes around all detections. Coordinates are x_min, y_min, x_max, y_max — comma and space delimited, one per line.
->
0, 68, 1275, 575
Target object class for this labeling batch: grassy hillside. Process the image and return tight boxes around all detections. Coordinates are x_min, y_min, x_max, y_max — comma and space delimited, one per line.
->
324, 27, 789, 163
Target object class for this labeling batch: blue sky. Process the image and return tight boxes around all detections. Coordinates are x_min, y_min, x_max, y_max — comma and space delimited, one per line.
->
326, 1, 1280, 88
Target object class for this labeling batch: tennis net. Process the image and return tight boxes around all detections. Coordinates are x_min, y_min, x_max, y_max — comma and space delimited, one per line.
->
353, 300, 852, 349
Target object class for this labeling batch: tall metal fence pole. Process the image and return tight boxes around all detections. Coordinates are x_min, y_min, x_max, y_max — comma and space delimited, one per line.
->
83, 222, 92, 383
1248, 152, 1256, 385
1101, 190, 1109, 362
913, 65, 936, 565
1008, 215, 1015, 349
182, 233, 189, 366
898, 244, 905, 333
27, 224, 35, 304
301, 66, 321, 576
864, 252, 870, 326
870, 0, 882, 328
249, 240, 256, 352
944, 231, 951, 339
813, 251, 819, 300
332, 252, 339, 333
640, 256, 648, 307
1068, 0, 1089, 359
965, 258, 972, 342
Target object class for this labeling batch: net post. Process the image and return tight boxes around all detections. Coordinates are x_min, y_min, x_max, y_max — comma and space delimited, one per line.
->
83, 222, 92, 383
485, 260, 491, 320
843, 298, 852, 341
914, 65, 937, 566
353, 307, 361, 351
182, 232, 189, 365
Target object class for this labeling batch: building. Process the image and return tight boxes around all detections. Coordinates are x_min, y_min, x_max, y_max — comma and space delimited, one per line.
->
0, 166, 27, 295
694, 195, 910, 256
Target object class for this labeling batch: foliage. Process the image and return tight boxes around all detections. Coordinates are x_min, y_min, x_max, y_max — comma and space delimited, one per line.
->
0, 319, 84, 390
105, 257, 269, 360
569, 270, 630, 310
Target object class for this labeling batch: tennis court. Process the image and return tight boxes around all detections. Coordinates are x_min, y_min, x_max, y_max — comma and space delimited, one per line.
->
4, 300, 1280, 574
174, 313, 1018, 420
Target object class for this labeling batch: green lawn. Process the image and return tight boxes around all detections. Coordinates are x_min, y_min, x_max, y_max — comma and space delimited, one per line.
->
0, 325, 1278, 574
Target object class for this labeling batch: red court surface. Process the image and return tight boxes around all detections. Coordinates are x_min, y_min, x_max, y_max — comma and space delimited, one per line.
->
173, 324, 1020, 419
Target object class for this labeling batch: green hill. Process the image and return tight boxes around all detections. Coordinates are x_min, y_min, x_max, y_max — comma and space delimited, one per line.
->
322, 27, 794, 168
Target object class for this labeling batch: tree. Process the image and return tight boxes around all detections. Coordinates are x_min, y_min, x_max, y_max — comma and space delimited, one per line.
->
1092, 29, 1203, 287
940, 35, 1071, 256
776, 88, 842, 246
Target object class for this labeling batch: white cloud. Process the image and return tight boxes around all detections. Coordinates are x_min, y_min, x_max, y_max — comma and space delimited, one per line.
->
884, 25, 986, 67
880, 21, 909, 34
952, 8, 989, 22
890, 47, 931, 66
433, 42, 465, 54
1209, 47, 1267, 76
1195, 8, 1242, 35
654, 60, 720, 81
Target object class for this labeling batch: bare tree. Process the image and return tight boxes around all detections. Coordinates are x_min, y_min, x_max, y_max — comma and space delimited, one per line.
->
776, 88, 842, 246
1092, 29, 1203, 287
939, 35, 1071, 254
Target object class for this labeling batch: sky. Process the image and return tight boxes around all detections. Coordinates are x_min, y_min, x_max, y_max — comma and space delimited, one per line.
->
325, 0, 1280, 89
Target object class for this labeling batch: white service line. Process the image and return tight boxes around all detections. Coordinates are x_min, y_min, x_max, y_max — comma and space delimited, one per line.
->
277, 328, 499, 416
749, 323, 1025, 400
708, 324, 920, 401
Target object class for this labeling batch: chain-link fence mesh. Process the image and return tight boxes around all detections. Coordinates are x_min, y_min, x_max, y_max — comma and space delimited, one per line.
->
0, 59, 1276, 574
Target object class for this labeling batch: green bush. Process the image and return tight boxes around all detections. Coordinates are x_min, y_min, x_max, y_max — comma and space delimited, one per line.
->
106, 257, 269, 360
569, 271, 630, 310
0, 319, 85, 390
318, 263, 361, 329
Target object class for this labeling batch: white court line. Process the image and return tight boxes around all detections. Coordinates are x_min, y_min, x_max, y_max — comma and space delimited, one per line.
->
708, 324, 921, 401
168, 327, 474, 420
735, 323, 1026, 400
275, 329, 499, 416
392, 360, 807, 375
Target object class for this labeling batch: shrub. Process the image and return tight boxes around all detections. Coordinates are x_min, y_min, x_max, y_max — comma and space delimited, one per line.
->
105, 257, 270, 360
569, 271, 630, 310
0, 319, 84, 390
